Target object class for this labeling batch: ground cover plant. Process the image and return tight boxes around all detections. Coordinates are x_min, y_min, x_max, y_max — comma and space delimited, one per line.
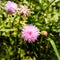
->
0, 0, 60, 60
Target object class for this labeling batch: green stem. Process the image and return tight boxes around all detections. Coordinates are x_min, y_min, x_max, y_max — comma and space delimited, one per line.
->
0, 29, 16, 31
47, 38, 60, 60
44, 0, 55, 12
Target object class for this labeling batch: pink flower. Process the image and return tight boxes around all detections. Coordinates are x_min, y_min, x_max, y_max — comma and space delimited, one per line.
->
21, 25, 40, 43
18, 5, 30, 17
5, 1, 17, 13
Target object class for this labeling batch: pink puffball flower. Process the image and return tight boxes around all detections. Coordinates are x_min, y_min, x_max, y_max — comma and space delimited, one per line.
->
21, 25, 40, 43
18, 5, 30, 17
5, 1, 18, 13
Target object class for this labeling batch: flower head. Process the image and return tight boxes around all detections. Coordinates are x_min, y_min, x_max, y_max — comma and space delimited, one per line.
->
21, 24, 40, 43
18, 5, 30, 17
5, 1, 17, 13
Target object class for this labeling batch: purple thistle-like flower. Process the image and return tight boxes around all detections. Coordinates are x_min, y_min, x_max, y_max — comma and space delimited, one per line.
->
21, 24, 40, 43
18, 5, 30, 17
5, 1, 17, 13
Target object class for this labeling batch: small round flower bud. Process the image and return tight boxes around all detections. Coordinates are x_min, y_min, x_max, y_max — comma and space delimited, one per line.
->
41, 31, 48, 37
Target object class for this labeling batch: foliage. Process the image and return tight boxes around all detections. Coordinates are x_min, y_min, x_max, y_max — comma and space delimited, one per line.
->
0, 0, 60, 60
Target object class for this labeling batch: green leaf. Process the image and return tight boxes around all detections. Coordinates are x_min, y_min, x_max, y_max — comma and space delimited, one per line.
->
47, 38, 60, 60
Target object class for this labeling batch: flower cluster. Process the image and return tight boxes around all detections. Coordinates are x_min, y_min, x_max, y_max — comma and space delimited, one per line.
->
5, 1, 30, 16
5, 1, 48, 43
